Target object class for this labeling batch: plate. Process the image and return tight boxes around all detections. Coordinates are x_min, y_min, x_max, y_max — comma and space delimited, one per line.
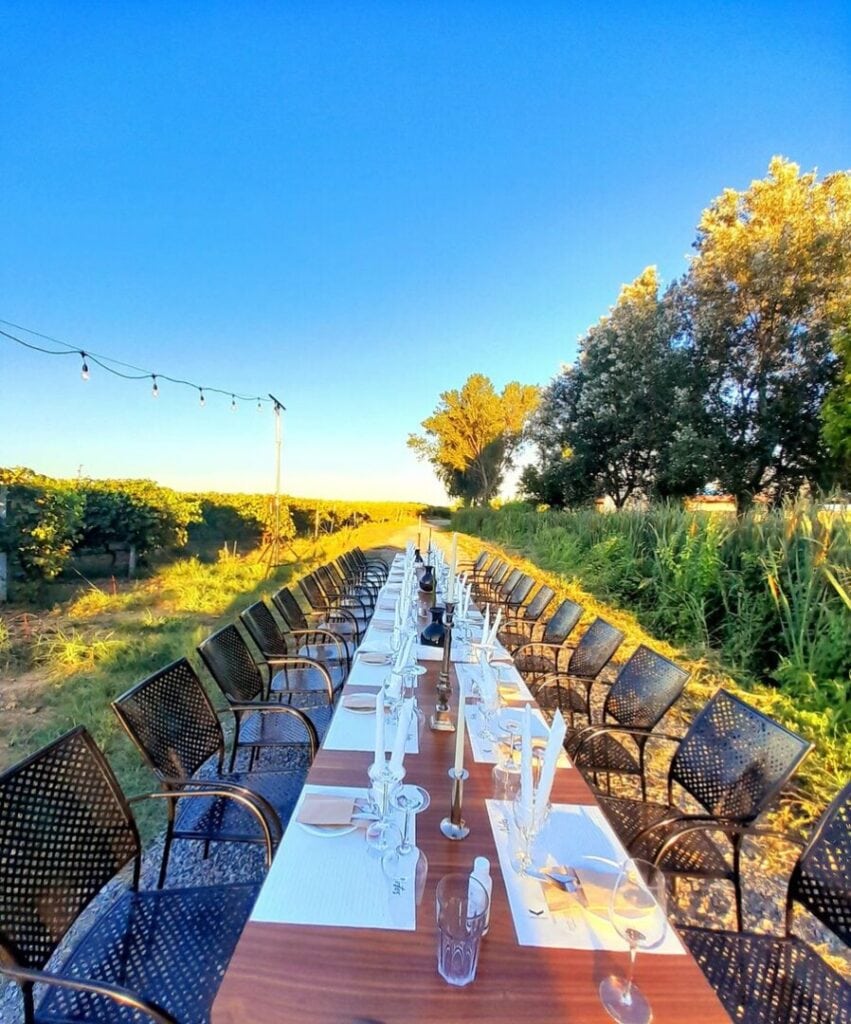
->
297, 821, 358, 838
372, 621, 393, 632
342, 693, 377, 714
359, 652, 390, 665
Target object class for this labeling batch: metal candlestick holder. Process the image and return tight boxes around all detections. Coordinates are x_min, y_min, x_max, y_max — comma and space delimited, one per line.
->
440, 767, 470, 840
429, 599, 455, 731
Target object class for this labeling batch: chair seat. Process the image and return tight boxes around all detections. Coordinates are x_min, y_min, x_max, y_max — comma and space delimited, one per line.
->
499, 626, 532, 649
598, 794, 733, 879
239, 702, 334, 745
36, 883, 259, 1024
174, 768, 304, 844
297, 641, 351, 669
681, 927, 851, 1024
271, 665, 340, 697
570, 732, 641, 775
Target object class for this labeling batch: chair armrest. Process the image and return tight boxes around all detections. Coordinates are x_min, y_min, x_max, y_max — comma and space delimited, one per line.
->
223, 703, 320, 757
128, 782, 279, 865
287, 628, 348, 662
264, 656, 335, 701
0, 964, 176, 1024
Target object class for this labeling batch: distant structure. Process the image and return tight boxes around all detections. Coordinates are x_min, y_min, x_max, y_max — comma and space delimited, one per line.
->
684, 494, 737, 514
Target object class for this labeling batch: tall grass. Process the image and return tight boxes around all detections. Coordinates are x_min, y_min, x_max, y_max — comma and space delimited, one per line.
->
454, 501, 851, 816
0, 519, 409, 840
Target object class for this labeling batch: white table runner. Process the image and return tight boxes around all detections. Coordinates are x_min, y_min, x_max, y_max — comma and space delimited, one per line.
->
465, 703, 570, 765
455, 661, 533, 702
251, 786, 415, 931
485, 800, 684, 953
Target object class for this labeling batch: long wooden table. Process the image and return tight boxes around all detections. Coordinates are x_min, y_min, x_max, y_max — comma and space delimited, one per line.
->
213, 594, 730, 1023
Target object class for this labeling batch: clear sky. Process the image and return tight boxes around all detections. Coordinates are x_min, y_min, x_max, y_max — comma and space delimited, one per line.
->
1, 1, 849, 503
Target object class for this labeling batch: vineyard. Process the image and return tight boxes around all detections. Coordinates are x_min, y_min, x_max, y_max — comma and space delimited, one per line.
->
0, 467, 439, 601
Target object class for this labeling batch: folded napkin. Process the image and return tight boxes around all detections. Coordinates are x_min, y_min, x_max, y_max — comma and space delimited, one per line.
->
297, 794, 356, 826
542, 864, 622, 916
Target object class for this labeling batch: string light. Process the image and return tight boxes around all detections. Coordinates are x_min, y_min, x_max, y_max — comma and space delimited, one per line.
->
0, 318, 275, 412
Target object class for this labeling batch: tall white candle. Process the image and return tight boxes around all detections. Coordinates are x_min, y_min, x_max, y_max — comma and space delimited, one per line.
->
447, 532, 458, 601
454, 693, 466, 773
520, 704, 534, 820
374, 691, 386, 765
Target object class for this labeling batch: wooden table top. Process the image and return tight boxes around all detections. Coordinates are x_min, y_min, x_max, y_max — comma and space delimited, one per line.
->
213, 629, 730, 1024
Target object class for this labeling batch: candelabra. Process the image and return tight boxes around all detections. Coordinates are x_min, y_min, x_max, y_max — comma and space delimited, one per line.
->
429, 599, 455, 732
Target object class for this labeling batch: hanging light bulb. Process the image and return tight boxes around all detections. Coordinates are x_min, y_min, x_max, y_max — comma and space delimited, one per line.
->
151, 375, 159, 399
199, 388, 206, 407
80, 352, 90, 381
231, 394, 237, 412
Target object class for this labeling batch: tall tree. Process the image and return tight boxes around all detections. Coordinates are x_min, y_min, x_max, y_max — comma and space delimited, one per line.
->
408, 374, 539, 505
822, 326, 851, 486
524, 268, 710, 508
684, 156, 851, 504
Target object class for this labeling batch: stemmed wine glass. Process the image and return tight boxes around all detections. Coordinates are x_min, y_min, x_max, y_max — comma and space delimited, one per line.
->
511, 775, 549, 877
381, 784, 430, 903
599, 859, 668, 1024
365, 762, 405, 857
491, 715, 521, 799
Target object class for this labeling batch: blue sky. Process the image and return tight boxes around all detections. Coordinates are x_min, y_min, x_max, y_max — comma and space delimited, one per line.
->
1, 1, 849, 503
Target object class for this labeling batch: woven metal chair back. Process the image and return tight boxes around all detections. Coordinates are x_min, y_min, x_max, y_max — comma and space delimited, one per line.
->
523, 585, 555, 622
487, 561, 509, 586
113, 658, 225, 780
273, 587, 308, 631
507, 574, 535, 607
787, 781, 851, 945
604, 645, 689, 729
299, 574, 327, 611
198, 624, 265, 704
0, 727, 140, 970
566, 617, 624, 677
241, 601, 289, 659
542, 599, 584, 645
470, 552, 488, 572
316, 565, 340, 596
670, 689, 811, 821
498, 568, 522, 599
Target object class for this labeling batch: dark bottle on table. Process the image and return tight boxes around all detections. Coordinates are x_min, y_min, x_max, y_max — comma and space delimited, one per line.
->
421, 606, 446, 647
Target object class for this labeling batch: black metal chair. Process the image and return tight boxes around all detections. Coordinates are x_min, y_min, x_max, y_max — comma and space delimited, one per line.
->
530, 615, 624, 713
273, 584, 357, 661
0, 727, 262, 1024
471, 559, 510, 601
352, 546, 389, 581
339, 551, 385, 591
484, 567, 521, 605
598, 688, 812, 930
299, 572, 367, 642
317, 561, 377, 615
241, 599, 348, 690
681, 781, 851, 1023
457, 551, 490, 574
566, 645, 690, 799
493, 572, 536, 616
513, 599, 587, 685
199, 623, 335, 745
498, 585, 556, 651
114, 657, 316, 886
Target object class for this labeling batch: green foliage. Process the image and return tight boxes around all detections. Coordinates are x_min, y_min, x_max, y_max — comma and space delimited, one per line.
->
526, 268, 712, 508
78, 478, 202, 553
0, 468, 86, 594
408, 373, 539, 505
822, 326, 851, 484
454, 501, 851, 734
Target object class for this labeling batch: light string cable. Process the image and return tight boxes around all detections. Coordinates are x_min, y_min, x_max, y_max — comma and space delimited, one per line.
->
0, 317, 273, 410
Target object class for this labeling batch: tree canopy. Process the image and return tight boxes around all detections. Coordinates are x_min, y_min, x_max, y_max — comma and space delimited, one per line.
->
408, 374, 539, 505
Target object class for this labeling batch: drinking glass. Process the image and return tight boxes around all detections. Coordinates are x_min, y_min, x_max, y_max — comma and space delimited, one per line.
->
599, 859, 668, 1024
436, 874, 489, 986
510, 770, 549, 876
365, 762, 405, 857
478, 681, 502, 744
491, 716, 521, 800
381, 784, 430, 901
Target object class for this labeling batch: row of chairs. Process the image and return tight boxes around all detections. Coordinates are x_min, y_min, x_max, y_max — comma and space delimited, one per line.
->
464, 549, 851, 1024
0, 547, 385, 1024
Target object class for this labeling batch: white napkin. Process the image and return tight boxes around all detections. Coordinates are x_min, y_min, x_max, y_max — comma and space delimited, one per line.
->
520, 704, 534, 822
373, 691, 386, 766
535, 709, 567, 812
482, 604, 490, 645
478, 649, 498, 704
487, 608, 503, 648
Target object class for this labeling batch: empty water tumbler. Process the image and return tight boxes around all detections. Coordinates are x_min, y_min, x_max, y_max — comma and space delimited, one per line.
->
435, 874, 489, 986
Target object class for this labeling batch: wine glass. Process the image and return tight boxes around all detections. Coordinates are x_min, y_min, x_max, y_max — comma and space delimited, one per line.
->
382, 784, 430, 900
365, 762, 405, 857
510, 781, 550, 876
599, 859, 668, 1024
492, 716, 521, 800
